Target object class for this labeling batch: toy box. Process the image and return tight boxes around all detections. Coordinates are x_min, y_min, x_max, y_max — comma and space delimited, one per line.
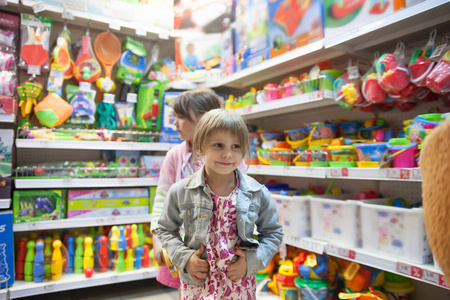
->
272, 194, 311, 238
67, 188, 149, 218
115, 150, 140, 177
268, 0, 324, 57
221, 27, 235, 77
0, 129, 13, 200
160, 92, 183, 144
0, 210, 14, 288
139, 155, 165, 178
175, 33, 222, 73
324, 0, 404, 40
359, 198, 432, 264
149, 186, 156, 214
234, 0, 271, 71
13, 190, 65, 223
135, 83, 164, 131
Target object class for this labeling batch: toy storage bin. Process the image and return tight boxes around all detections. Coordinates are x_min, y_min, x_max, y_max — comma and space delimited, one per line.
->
272, 194, 311, 238
354, 143, 388, 168
358, 198, 432, 264
327, 145, 357, 167
309, 195, 361, 248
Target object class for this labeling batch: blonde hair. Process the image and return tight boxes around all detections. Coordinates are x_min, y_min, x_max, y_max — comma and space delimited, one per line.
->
193, 109, 250, 161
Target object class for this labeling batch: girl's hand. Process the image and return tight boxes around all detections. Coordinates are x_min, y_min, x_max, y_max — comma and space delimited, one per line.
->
226, 249, 247, 282
186, 244, 210, 282
151, 232, 166, 267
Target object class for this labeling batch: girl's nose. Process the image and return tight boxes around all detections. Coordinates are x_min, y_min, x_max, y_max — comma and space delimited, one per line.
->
222, 149, 232, 158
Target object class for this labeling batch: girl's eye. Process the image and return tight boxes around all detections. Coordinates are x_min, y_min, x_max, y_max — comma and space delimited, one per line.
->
214, 143, 223, 148
232, 144, 241, 149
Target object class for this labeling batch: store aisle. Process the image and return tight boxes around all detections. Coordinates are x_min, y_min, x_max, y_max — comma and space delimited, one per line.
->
18, 278, 179, 300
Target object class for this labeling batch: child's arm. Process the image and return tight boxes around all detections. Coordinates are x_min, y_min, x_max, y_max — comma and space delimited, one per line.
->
156, 183, 199, 277
245, 187, 283, 276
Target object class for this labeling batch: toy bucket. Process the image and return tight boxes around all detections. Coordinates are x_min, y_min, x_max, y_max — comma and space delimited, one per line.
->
339, 121, 362, 138
362, 75, 386, 103
327, 145, 357, 167
257, 149, 270, 165
414, 113, 443, 129
354, 143, 388, 165
308, 123, 337, 146
358, 124, 392, 141
303, 78, 319, 93
387, 138, 418, 168
264, 83, 280, 101
259, 131, 285, 142
294, 277, 329, 300
319, 69, 343, 91
293, 147, 309, 166
409, 57, 435, 87
285, 128, 309, 148
307, 146, 328, 167
281, 81, 296, 98
270, 148, 294, 166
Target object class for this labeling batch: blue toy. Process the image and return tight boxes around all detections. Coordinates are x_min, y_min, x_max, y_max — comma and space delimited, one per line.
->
298, 254, 329, 280
34, 196, 54, 214
134, 246, 143, 270
67, 236, 74, 273
33, 241, 45, 283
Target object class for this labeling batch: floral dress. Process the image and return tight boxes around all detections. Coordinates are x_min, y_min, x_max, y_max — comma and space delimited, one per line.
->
180, 173, 256, 300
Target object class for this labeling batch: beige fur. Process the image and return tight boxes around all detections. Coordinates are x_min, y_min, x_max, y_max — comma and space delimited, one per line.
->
420, 120, 450, 284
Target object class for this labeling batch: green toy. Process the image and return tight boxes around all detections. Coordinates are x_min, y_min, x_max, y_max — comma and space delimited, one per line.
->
135, 82, 165, 130
116, 36, 147, 101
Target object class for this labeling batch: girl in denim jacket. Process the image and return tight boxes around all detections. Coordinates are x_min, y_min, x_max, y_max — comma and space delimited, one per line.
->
151, 89, 223, 289
157, 109, 283, 300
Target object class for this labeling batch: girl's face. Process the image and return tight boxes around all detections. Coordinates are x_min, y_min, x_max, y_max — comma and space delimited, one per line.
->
174, 113, 199, 141
199, 130, 243, 179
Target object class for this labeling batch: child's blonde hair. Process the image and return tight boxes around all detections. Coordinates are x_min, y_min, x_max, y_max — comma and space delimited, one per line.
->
193, 109, 250, 161
173, 88, 223, 122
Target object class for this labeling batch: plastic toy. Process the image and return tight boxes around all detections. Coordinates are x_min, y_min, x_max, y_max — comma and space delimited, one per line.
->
51, 240, 64, 281
94, 31, 121, 96
339, 287, 388, 300
33, 241, 45, 283
67, 236, 74, 273
136, 83, 163, 130
20, 16, 51, 68
74, 236, 83, 274
66, 84, 96, 125
24, 240, 35, 282
15, 240, 26, 280
294, 277, 329, 300
376, 44, 410, 94
115, 251, 125, 273
18, 81, 44, 119
142, 244, 150, 268
426, 50, 450, 94
298, 253, 329, 280
73, 34, 101, 83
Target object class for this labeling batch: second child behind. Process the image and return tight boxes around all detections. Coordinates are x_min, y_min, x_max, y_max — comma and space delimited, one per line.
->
157, 109, 283, 300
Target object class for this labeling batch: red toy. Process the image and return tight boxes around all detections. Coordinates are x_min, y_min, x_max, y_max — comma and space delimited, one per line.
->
142, 244, 150, 268
273, 0, 311, 36
377, 53, 410, 94
15, 240, 27, 280
98, 235, 109, 272
426, 50, 450, 94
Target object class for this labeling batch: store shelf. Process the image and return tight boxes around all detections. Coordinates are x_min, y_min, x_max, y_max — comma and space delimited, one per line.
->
0, 267, 158, 299
16, 139, 174, 151
324, 0, 450, 50
284, 235, 449, 290
13, 214, 151, 232
234, 91, 336, 120
248, 165, 423, 182
326, 167, 422, 182
213, 40, 344, 89
0, 199, 10, 209
0, 114, 15, 123
247, 165, 327, 179
14, 177, 159, 189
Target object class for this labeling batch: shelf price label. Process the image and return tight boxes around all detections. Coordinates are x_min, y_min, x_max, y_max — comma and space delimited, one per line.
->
440, 275, 450, 289
306, 167, 314, 176
284, 235, 302, 248
423, 269, 440, 285
330, 168, 348, 177
387, 168, 411, 180
327, 245, 355, 259
28, 223, 38, 230
44, 284, 55, 291
299, 239, 325, 254
413, 168, 422, 180
396, 262, 422, 279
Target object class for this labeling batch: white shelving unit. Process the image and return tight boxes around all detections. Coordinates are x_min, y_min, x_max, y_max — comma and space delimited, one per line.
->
0, 268, 158, 300
14, 177, 159, 189
0, 199, 11, 209
15, 139, 174, 151
0, 114, 15, 123
13, 214, 151, 232
284, 235, 449, 290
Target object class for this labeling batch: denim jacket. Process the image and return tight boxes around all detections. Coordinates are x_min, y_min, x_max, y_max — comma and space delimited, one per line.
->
156, 166, 283, 286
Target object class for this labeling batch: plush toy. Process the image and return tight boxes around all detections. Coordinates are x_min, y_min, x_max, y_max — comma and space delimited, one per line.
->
420, 120, 450, 284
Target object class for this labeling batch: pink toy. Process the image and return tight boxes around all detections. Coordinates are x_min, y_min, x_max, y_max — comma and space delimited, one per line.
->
264, 83, 280, 101
426, 50, 450, 94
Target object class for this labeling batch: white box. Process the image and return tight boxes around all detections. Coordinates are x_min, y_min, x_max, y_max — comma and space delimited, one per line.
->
359, 198, 432, 264
309, 194, 360, 248
272, 194, 311, 238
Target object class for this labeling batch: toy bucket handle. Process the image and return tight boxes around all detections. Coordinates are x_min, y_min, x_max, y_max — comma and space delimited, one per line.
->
414, 116, 441, 126
257, 151, 270, 165
410, 61, 435, 83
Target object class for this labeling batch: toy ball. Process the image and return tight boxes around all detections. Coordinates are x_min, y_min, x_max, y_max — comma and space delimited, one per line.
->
34, 166, 45, 175
84, 267, 94, 278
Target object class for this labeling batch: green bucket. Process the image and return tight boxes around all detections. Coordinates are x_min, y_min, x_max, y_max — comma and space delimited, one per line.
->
320, 69, 343, 91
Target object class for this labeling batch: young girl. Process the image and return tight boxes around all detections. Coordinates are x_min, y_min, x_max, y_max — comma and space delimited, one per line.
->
151, 89, 223, 289
157, 109, 283, 300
